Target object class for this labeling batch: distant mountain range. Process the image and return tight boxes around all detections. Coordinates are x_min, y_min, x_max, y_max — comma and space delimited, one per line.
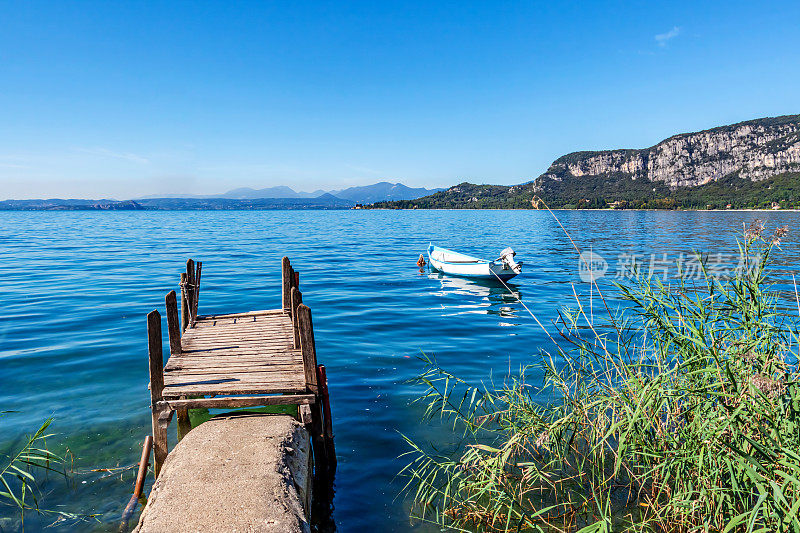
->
139, 182, 443, 204
374, 114, 800, 210
1, 182, 443, 210
7, 114, 800, 212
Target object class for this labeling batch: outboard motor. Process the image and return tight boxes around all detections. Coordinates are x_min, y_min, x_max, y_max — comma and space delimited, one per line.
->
498, 247, 522, 274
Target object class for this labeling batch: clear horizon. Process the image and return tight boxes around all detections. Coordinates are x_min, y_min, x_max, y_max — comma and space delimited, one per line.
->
2, 1, 799, 200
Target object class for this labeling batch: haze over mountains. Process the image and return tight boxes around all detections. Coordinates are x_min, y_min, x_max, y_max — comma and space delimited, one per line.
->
142, 182, 443, 204
5, 114, 799, 211
1, 182, 443, 210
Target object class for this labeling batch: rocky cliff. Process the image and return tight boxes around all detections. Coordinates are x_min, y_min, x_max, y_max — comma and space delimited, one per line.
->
535, 115, 800, 189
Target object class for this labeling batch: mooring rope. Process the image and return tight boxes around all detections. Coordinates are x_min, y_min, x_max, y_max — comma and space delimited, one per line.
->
489, 267, 559, 346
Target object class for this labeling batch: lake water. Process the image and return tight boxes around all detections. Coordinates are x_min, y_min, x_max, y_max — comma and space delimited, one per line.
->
1, 209, 800, 532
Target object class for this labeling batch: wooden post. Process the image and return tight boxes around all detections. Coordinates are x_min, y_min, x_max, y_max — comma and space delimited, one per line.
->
317, 364, 337, 472
176, 398, 192, 442
180, 272, 188, 333
281, 257, 292, 312
297, 304, 325, 470
296, 304, 318, 393
294, 271, 300, 289
185, 259, 196, 326
147, 310, 168, 478
165, 290, 181, 356
166, 290, 190, 441
291, 287, 302, 349
193, 261, 202, 319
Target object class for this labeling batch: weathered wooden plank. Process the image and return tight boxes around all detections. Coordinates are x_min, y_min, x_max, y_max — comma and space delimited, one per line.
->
195, 309, 286, 321
165, 359, 302, 369
164, 369, 305, 380
181, 338, 294, 348
193, 315, 292, 325
181, 331, 294, 342
182, 329, 294, 341
183, 332, 295, 342
191, 314, 292, 325
162, 383, 306, 396
163, 371, 305, 382
163, 373, 306, 386
166, 353, 302, 362
147, 310, 168, 478
162, 370, 305, 381
184, 326, 294, 336
177, 345, 295, 354
159, 394, 315, 410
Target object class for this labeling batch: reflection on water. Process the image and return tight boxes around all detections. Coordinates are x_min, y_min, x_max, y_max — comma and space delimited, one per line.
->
428, 271, 523, 323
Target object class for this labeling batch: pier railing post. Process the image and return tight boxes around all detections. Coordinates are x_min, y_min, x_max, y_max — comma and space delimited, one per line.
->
147, 310, 168, 478
193, 261, 202, 320
317, 364, 336, 472
186, 259, 196, 326
165, 290, 191, 440
297, 304, 318, 393
165, 291, 181, 356
297, 304, 326, 470
180, 272, 188, 333
281, 257, 292, 312
291, 287, 302, 349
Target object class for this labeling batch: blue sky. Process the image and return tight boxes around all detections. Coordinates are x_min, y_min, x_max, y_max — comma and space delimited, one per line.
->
1, 1, 799, 199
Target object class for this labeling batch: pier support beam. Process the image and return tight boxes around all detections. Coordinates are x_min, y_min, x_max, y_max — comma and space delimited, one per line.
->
147, 310, 168, 478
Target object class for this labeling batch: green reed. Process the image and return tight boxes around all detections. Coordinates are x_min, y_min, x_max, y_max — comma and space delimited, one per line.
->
401, 222, 800, 532
0, 416, 90, 529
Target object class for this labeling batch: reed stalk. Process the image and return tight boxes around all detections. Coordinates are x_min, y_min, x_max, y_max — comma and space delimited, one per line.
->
401, 222, 800, 532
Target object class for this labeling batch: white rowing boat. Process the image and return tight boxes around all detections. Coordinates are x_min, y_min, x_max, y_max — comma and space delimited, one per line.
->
427, 244, 522, 281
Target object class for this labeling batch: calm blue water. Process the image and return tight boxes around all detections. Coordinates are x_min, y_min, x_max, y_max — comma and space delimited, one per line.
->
1, 210, 799, 531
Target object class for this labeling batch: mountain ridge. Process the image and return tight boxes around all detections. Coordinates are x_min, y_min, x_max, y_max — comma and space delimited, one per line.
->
137, 181, 442, 203
374, 114, 800, 210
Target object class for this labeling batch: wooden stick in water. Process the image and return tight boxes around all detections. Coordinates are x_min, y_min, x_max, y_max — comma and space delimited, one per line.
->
119, 435, 153, 532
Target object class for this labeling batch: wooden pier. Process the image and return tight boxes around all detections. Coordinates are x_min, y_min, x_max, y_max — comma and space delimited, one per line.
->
146, 257, 335, 478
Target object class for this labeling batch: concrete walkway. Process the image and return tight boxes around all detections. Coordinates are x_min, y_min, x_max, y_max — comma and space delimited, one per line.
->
134, 414, 311, 533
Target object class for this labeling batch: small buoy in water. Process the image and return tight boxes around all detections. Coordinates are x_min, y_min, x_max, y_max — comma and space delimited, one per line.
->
417, 254, 426, 267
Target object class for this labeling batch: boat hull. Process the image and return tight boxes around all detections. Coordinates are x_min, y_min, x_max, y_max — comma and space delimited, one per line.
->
427, 245, 519, 281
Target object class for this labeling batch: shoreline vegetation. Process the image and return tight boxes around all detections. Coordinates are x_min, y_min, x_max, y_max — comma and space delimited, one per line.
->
401, 220, 800, 532
371, 172, 800, 211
